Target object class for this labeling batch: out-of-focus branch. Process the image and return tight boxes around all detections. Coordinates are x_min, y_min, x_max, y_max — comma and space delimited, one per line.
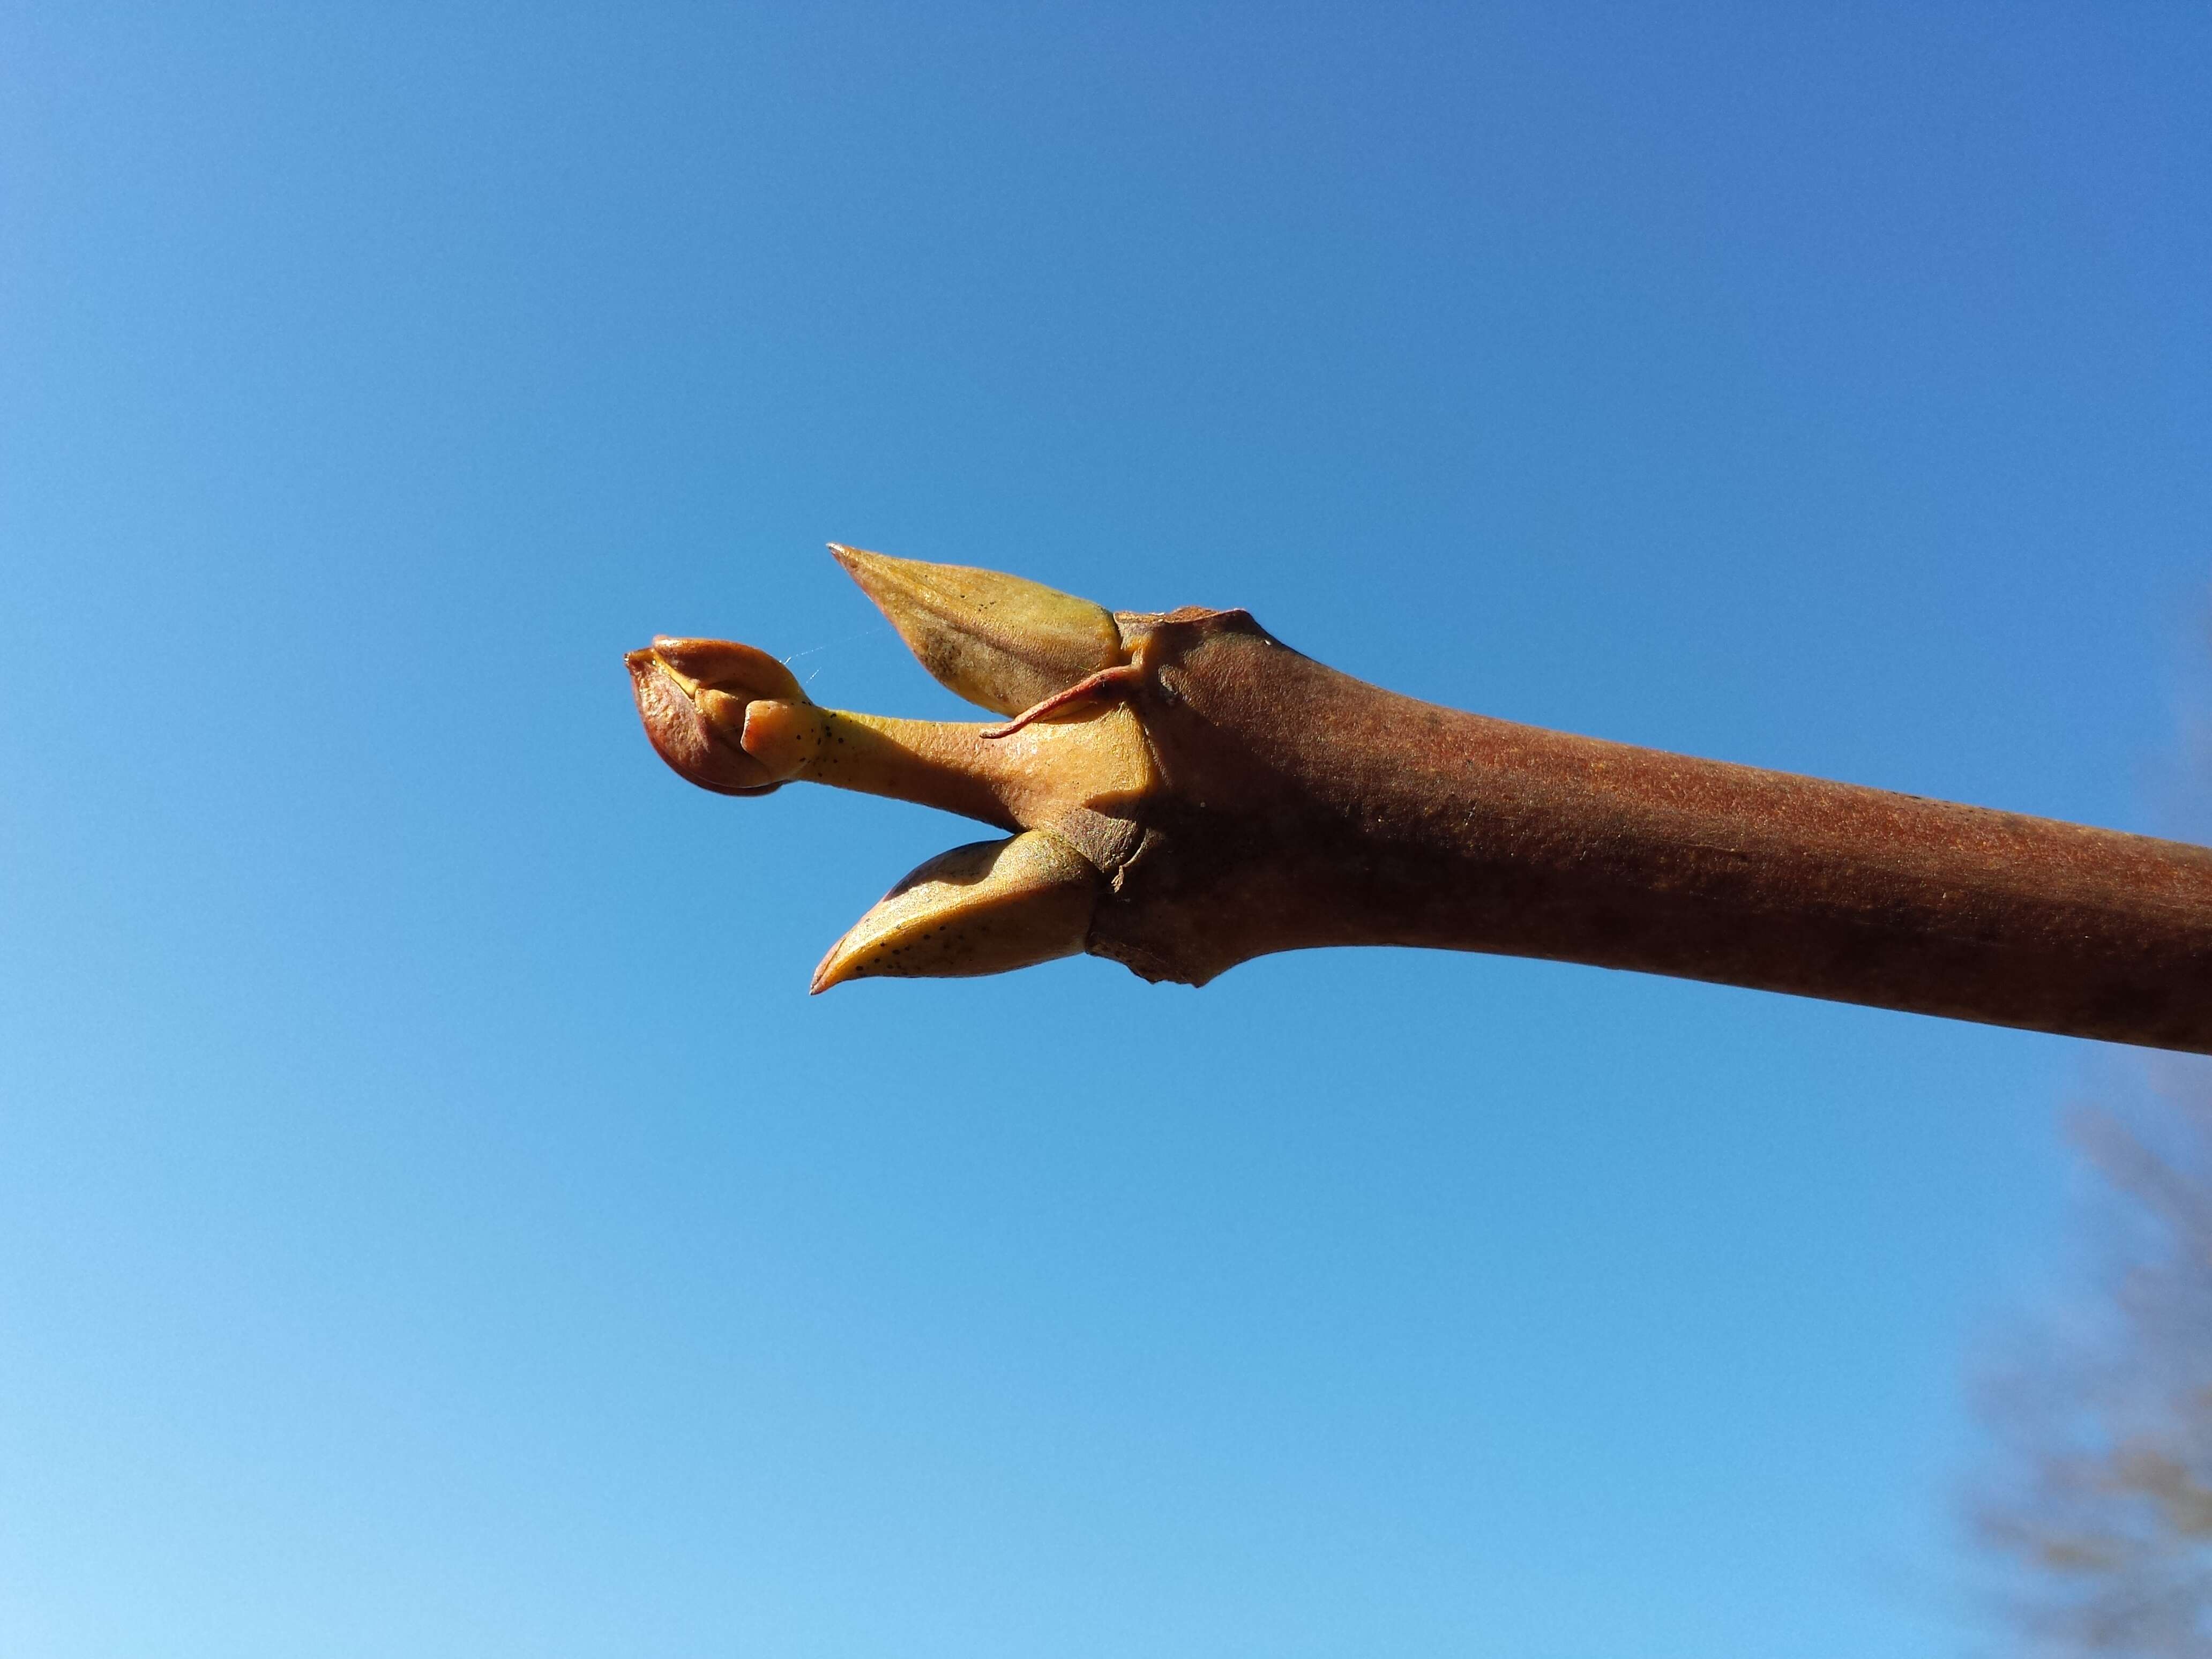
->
1970, 1071, 2212, 1654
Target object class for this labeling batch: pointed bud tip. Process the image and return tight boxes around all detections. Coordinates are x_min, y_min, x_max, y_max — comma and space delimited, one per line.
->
811, 832, 1101, 990
825, 544, 1124, 718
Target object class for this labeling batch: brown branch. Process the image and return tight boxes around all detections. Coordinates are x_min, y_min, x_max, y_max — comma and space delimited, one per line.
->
626, 547, 2212, 1052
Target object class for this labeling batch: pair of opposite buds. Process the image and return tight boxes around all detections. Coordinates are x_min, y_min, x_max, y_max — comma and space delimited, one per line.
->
629, 544, 2212, 1053
627, 545, 1167, 993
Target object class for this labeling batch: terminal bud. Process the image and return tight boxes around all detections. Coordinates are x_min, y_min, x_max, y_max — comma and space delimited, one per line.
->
626, 637, 809, 796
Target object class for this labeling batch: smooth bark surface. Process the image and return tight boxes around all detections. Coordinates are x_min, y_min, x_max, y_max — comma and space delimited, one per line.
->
1089, 608, 2212, 1052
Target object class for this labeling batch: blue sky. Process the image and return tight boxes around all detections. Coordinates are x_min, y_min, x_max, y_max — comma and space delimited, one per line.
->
3, 4, 2208, 1654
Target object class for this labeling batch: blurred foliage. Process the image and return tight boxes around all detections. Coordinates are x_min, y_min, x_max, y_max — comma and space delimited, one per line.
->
1972, 1063, 2212, 1654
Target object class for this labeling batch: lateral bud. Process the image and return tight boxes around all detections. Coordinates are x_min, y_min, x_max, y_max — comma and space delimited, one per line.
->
811, 831, 1102, 992
828, 543, 1125, 718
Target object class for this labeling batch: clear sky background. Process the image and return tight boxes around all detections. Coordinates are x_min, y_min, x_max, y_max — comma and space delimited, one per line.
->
3, 5, 2209, 1655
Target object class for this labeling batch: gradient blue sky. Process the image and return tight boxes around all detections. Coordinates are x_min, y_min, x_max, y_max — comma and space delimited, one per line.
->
4, 5, 2209, 1655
